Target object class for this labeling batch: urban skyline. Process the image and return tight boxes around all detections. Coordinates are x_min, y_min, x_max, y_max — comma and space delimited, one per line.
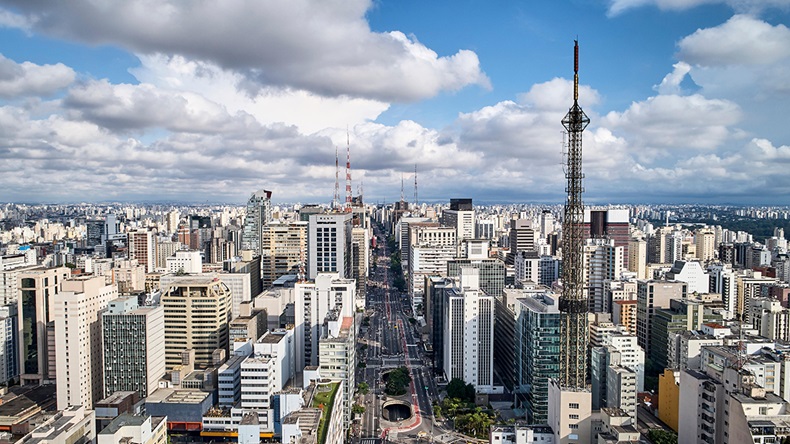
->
0, 1, 789, 204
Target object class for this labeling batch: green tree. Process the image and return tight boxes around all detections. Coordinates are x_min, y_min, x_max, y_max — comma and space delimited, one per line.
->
647, 429, 678, 444
446, 378, 475, 403
357, 382, 369, 395
352, 404, 365, 415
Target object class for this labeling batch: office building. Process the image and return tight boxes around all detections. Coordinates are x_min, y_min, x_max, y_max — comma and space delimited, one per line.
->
318, 316, 355, 431
410, 243, 456, 311
17, 266, 70, 385
583, 208, 630, 268
506, 219, 536, 265
665, 260, 709, 294
515, 292, 561, 424
294, 273, 355, 372
441, 198, 475, 249
260, 221, 307, 287
128, 229, 157, 273
161, 276, 232, 369
241, 189, 273, 254
307, 213, 353, 280
166, 250, 202, 274
442, 268, 494, 393
97, 414, 167, 444
102, 297, 166, 399
113, 259, 146, 293
695, 228, 716, 262
628, 237, 647, 279
54, 275, 118, 410
636, 280, 687, 359
582, 238, 623, 313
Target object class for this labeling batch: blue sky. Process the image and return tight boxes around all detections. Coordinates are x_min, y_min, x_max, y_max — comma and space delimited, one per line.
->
0, 0, 789, 205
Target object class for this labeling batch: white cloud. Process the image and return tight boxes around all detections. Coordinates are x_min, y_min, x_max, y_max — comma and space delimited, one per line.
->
654, 62, 692, 95
0, 54, 75, 98
602, 94, 741, 154
130, 54, 390, 135
608, 0, 790, 16
678, 15, 790, 66
0, 0, 489, 102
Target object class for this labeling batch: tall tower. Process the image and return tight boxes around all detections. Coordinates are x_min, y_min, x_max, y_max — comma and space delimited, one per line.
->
333, 147, 340, 210
413, 164, 418, 212
559, 40, 590, 389
345, 131, 352, 213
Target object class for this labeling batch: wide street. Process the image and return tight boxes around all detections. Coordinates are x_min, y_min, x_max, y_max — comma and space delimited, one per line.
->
356, 224, 442, 442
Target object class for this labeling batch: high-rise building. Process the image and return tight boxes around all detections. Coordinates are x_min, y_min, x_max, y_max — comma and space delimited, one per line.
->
410, 243, 456, 311
442, 268, 494, 392
54, 275, 118, 410
0, 304, 17, 386
582, 238, 624, 313
506, 219, 536, 265
628, 238, 647, 279
307, 213, 353, 280
161, 276, 232, 369
260, 222, 307, 287
695, 228, 716, 262
515, 292, 561, 424
636, 280, 687, 358
294, 273, 355, 372
319, 316, 356, 431
441, 198, 475, 251
583, 208, 630, 268
241, 190, 272, 254
17, 266, 70, 385
102, 297, 165, 399
128, 229, 157, 274
665, 260, 710, 294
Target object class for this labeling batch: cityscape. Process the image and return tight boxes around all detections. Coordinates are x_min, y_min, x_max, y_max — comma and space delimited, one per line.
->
1, 1, 790, 444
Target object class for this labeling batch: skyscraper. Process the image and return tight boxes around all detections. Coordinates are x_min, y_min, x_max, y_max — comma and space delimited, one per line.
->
160, 276, 232, 369
241, 189, 272, 254
55, 275, 118, 410
307, 212, 353, 280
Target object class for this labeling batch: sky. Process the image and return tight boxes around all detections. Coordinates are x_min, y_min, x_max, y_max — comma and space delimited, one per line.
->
0, 0, 789, 206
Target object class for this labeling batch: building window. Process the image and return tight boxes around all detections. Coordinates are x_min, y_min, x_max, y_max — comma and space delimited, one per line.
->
569, 403, 579, 409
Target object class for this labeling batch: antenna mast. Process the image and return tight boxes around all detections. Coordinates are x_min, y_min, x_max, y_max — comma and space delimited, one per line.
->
333, 146, 340, 210
559, 40, 591, 390
413, 164, 418, 213
345, 129, 352, 213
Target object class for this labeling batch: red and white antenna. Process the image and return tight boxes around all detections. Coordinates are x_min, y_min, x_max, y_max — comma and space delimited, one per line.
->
345, 129, 352, 213
333, 146, 340, 210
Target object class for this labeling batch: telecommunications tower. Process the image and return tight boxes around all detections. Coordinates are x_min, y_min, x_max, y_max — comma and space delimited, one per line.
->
559, 40, 591, 389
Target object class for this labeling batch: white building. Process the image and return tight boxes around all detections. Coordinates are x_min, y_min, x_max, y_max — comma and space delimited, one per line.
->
166, 250, 203, 274
443, 267, 495, 393
308, 213, 353, 279
583, 238, 624, 313
97, 414, 167, 444
666, 260, 709, 294
294, 273, 355, 372
55, 275, 118, 410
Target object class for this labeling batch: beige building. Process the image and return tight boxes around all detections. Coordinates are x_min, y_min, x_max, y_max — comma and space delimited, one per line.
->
627, 238, 647, 279
113, 258, 146, 293
55, 275, 118, 410
161, 276, 232, 369
260, 222, 307, 287
695, 228, 716, 262
547, 379, 592, 444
